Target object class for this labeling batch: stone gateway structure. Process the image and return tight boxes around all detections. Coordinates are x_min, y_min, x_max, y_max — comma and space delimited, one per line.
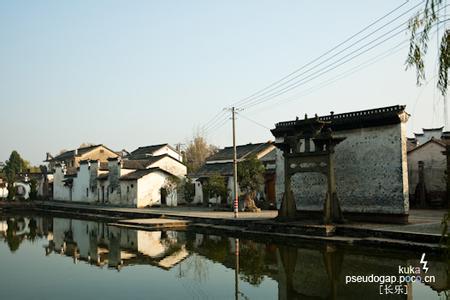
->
271, 105, 410, 223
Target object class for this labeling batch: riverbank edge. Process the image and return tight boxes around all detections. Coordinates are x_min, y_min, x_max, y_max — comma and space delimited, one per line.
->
0, 201, 446, 253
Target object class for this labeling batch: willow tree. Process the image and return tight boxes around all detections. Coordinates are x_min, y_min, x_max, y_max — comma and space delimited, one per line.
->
406, 0, 450, 95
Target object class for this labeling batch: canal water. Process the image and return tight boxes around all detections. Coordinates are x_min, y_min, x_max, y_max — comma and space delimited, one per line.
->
0, 213, 447, 300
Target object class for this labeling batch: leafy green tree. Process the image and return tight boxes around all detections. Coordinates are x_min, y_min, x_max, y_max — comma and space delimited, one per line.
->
180, 177, 195, 203
237, 155, 265, 197
4, 151, 25, 176
3, 151, 36, 201
29, 178, 38, 200
406, 0, 450, 95
203, 173, 227, 204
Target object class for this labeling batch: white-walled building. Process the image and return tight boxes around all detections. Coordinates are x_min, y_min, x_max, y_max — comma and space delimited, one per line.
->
190, 142, 276, 208
408, 127, 448, 208
127, 143, 183, 162
53, 144, 187, 208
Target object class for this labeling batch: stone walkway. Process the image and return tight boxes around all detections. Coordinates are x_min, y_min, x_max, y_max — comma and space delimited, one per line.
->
34, 201, 449, 235
3, 201, 449, 249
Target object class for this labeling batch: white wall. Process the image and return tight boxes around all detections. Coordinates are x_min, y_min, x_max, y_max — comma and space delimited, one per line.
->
408, 142, 446, 193
72, 163, 91, 203
135, 171, 178, 208
275, 123, 409, 214
136, 172, 168, 207
150, 156, 187, 177
53, 166, 71, 201
153, 145, 183, 162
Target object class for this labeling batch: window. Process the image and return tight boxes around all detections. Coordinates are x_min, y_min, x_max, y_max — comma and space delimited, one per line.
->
131, 184, 134, 188
86, 188, 89, 197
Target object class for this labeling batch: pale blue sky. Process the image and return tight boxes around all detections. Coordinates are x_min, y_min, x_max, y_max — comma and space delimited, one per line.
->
0, 0, 446, 164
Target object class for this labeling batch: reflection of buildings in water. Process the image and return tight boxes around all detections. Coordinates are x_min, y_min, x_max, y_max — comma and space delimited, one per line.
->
188, 233, 449, 300
47, 218, 189, 271
1, 215, 449, 299
275, 244, 450, 300
0, 220, 7, 236
0, 216, 52, 249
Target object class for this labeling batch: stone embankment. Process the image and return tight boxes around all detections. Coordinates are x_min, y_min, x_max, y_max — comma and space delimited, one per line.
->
0, 201, 447, 252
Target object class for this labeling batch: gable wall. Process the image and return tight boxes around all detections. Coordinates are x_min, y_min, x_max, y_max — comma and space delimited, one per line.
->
275, 122, 409, 215
408, 142, 446, 193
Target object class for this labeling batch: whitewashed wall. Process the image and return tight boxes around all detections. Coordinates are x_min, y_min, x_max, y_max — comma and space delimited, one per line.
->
153, 146, 183, 162
137, 172, 169, 207
275, 123, 409, 215
53, 166, 71, 201
408, 142, 446, 194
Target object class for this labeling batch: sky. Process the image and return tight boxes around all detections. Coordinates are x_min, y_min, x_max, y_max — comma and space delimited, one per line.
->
0, 0, 448, 165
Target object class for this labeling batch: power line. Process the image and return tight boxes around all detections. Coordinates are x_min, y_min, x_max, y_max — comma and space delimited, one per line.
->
202, 1, 428, 134
204, 115, 230, 136
201, 109, 228, 132
247, 38, 411, 114
245, 22, 445, 114
240, 13, 450, 111
231, 0, 423, 109
236, 112, 271, 130
240, 25, 409, 109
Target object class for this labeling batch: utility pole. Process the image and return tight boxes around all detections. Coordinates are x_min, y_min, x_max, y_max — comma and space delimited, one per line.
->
232, 107, 238, 218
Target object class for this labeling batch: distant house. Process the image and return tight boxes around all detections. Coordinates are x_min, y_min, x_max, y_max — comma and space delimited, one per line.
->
52, 144, 187, 207
45, 144, 119, 171
413, 126, 444, 145
190, 142, 276, 208
127, 143, 183, 162
408, 127, 449, 207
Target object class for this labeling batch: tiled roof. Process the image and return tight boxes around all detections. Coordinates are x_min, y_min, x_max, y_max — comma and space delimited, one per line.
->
206, 142, 274, 162
47, 144, 117, 162
191, 162, 234, 177
120, 167, 172, 181
122, 155, 170, 169
259, 148, 276, 162
407, 138, 446, 154
272, 105, 407, 134
407, 139, 417, 152
129, 144, 168, 156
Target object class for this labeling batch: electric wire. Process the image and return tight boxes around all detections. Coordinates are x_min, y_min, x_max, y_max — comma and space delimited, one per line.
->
231, 0, 424, 109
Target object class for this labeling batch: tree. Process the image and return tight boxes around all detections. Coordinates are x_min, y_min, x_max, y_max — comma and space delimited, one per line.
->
4, 151, 26, 201
161, 175, 182, 205
237, 155, 265, 211
185, 131, 218, 173
4, 150, 26, 176
3, 151, 38, 201
406, 0, 450, 95
179, 177, 196, 203
203, 174, 227, 205
29, 178, 38, 200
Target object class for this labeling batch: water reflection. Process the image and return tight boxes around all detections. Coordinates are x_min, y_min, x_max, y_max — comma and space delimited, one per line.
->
0, 215, 449, 299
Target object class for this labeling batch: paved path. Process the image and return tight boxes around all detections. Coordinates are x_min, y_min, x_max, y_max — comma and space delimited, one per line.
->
37, 201, 278, 220
35, 201, 449, 234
